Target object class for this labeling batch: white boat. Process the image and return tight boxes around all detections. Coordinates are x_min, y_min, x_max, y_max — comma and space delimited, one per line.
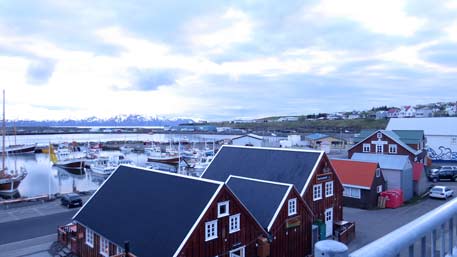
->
50, 146, 86, 173
2, 144, 37, 154
146, 145, 180, 164
193, 155, 214, 172
90, 154, 134, 175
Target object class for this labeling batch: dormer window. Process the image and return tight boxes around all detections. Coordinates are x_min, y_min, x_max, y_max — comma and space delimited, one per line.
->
288, 198, 297, 216
389, 144, 397, 154
217, 201, 229, 218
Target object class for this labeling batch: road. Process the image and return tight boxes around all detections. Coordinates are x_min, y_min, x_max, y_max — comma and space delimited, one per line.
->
0, 210, 77, 245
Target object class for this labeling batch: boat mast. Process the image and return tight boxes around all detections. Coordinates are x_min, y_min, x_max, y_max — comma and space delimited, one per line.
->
2, 90, 5, 174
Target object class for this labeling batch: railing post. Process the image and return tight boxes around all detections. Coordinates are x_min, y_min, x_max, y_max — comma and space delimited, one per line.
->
315, 240, 348, 257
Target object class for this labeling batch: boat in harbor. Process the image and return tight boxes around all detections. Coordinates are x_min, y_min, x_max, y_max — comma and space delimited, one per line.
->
145, 143, 180, 164
50, 145, 86, 173
2, 144, 37, 154
90, 154, 134, 175
0, 90, 27, 194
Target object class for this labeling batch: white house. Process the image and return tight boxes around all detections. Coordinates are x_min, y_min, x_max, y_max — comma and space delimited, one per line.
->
277, 116, 299, 122
231, 134, 264, 147
387, 117, 457, 161
387, 108, 400, 118
398, 106, 416, 118
415, 108, 433, 118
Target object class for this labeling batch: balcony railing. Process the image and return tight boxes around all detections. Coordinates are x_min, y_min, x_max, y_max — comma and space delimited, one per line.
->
316, 197, 457, 257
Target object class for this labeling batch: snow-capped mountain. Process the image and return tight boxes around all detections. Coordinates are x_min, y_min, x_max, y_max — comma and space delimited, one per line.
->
8, 114, 196, 127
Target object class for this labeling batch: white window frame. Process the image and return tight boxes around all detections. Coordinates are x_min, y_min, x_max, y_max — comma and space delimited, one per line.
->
389, 144, 397, 154
377, 185, 383, 193
99, 236, 109, 257
376, 144, 383, 153
288, 198, 297, 216
85, 228, 94, 248
343, 187, 361, 199
229, 214, 241, 234
313, 184, 322, 201
363, 143, 371, 152
325, 181, 334, 197
376, 168, 381, 178
205, 220, 218, 241
217, 201, 230, 218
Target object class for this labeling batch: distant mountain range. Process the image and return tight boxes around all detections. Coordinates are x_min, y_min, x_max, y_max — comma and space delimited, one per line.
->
7, 115, 197, 127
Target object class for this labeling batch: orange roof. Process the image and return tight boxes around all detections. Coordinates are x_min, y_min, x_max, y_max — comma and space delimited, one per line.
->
331, 159, 379, 188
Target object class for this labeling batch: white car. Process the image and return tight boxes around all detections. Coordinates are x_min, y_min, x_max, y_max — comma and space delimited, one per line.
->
429, 186, 454, 199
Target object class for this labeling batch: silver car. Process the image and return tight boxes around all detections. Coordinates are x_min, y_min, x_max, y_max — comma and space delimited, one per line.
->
429, 186, 454, 199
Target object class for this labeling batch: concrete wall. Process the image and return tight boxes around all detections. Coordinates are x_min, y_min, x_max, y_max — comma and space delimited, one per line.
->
426, 135, 457, 161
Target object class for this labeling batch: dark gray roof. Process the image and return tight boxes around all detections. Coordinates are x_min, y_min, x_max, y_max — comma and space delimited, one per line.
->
202, 146, 323, 193
226, 176, 291, 231
74, 165, 222, 257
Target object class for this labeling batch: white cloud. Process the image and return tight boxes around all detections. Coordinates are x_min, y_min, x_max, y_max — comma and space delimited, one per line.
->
312, 0, 426, 36
444, 21, 457, 42
187, 8, 253, 54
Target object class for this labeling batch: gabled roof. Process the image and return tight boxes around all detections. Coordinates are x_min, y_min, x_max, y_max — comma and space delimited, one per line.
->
226, 176, 292, 231
73, 165, 223, 257
391, 130, 424, 145
330, 159, 378, 189
305, 133, 329, 141
232, 133, 263, 141
202, 145, 324, 194
387, 117, 457, 136
351, 153, 411, 170
351, 130, 421, 155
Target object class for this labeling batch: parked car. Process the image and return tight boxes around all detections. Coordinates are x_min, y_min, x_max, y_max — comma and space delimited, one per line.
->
429, 186, 454, 199
61, 193, 83, 208
428, 166, 457, 182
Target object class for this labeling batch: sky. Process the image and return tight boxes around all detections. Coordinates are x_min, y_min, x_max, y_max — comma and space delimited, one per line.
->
1, 0, 457, 121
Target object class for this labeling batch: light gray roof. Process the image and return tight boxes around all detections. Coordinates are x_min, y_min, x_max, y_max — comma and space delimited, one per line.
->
351, 153, 412, 170
382, 130, 421, 155
387, 118, 457, 136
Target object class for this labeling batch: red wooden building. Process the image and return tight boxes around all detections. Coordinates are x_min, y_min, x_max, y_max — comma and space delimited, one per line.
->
202, 145, 345, 243
72, 166, 266, 257
349, 130, 427, 163
226, 175, 314, 257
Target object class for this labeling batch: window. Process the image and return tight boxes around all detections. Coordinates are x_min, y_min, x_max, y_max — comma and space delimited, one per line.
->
389, 144, 397, 154
377, 132, 382, 139
288, 198, 297, 216
452, 137, 457, 145
325, 181, 334, 197
313, 184, 322, 201
376, 168, 381, 178
343, 187, 361, 199
205, 220, 218, 241
100, 236, 109, 257
363, 143, 370, 152
229, 214, 240, 233
376, 145, 383, 153
85, 228, 94, 247
377, 185, 383, 193
217, 201, 229, 218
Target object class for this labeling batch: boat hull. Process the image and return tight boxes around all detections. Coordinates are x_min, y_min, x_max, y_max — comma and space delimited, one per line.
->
3, 144, 36, 154
54, 159, 86, 173
0, 180, 21, 193
147, 156, 180, 165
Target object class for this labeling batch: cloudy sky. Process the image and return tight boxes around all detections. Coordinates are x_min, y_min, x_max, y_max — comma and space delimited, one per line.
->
1, 0, 457, 121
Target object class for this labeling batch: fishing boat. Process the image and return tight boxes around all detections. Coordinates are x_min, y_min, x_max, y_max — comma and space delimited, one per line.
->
90, 154, 134, 175
0, 90, 27, 194
50, 145, 86, 173
145, 143, 180, 164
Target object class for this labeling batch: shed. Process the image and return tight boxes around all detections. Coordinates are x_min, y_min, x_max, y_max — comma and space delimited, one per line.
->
331, 159, 386, 209
351, 153, 413, 201
231, 134, 264, 147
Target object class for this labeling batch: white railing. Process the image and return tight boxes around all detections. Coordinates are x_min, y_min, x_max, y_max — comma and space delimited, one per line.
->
316, 197, 457, 257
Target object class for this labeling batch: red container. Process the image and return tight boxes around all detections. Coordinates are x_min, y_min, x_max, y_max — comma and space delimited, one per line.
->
380, 189, 403, 208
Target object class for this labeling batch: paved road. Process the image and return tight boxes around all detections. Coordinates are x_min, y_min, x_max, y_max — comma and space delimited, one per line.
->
0, 210, 77, 245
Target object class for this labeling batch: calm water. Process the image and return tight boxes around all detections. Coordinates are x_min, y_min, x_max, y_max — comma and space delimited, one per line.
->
4, 133, 236, 146
1, 133, 237, 199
